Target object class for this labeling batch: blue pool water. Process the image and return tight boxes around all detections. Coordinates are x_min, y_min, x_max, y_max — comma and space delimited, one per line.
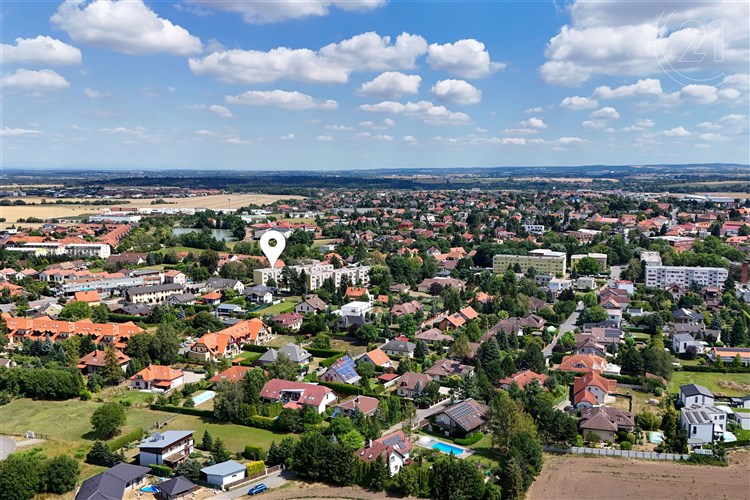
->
140, 485, 159, 493
192, 390, 216, 405
432, 441, 464, 455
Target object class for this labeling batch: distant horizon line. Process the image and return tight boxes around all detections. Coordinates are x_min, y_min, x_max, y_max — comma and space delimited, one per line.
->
1, 162, 748, 174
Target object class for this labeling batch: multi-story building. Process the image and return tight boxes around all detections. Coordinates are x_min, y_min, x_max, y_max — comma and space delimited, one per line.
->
253, 261, 370, 291
645, 265, 728, 289
522, 224, 546, 235
137, 431, 194, 467
125, 283, 184, 304
570, 253, 609, 272
58, 275, 145, 297
640, 250, 663, 267
493, 249, 567, 276
4, 241, 111, 259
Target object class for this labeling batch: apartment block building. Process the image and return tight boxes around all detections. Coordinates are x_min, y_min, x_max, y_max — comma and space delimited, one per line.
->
254, 261, 370, 291
493, 249, 567, 276
645, 265, 728, 289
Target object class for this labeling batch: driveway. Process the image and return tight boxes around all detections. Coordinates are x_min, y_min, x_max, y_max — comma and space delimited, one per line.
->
382, 398, 451, 436
0, 436, 16, 460
216, 470, 295, 499
543, 310, 580, 358
182, 371, 206, 384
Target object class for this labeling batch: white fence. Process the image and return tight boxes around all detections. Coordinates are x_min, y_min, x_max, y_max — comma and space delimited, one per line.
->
545, 446, 689, 461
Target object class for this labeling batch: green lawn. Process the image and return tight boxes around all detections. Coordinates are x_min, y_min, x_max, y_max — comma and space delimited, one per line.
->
465, 434, 500, 469
256, 300, 297, 315
266, 335, 299, 348
669, 371, 750, 396
234, 351, 263, 362
0, 399, 168, 443
164, 413, 292, 453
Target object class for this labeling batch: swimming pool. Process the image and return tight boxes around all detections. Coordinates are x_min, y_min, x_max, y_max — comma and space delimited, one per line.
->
140, 485, 159, 493
192, 390, 216, 405
432, 441, 465, 455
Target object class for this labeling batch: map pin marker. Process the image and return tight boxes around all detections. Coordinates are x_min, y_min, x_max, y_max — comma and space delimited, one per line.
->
260, 230, 286, 269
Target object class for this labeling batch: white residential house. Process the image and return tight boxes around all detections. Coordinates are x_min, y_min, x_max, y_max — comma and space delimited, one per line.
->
137, 431, 194, 467
680, 405, 727, 446
678, 384, 715, 407
338, 301, 372, 317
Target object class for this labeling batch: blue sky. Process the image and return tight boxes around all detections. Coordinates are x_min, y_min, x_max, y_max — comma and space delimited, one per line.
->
2, 0, 748, 170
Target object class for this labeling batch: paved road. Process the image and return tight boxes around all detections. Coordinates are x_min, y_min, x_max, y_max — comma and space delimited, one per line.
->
0, 436, 16, 460
216, 470, 296, 499
543, 309, 580, 359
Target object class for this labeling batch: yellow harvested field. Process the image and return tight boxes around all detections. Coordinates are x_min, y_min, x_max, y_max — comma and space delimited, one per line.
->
0, 193, 304, 223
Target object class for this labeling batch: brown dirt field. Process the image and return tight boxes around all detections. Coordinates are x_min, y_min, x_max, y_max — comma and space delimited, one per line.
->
0, 193, 303, 223
253, 481, 417, 499
528, 450, 750, 500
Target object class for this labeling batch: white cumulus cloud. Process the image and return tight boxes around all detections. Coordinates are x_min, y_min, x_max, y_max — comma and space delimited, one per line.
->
593, 78, 662, 99
190, 32, 426, 85
427, 39, 504, 78
358, 72, 421, 98
663, 126, 691, 137
358, 100, 470, 126
51, 0, 202, 55
186, 0, 387, 24
560, 96, 598, 110
1, 35, 81, 65
0, 127, 42, 137
226, 90, 338, 110
430, 79, 482, 105
1, 68, 69, 90
209, 104, 233, 118
539, 1, 749, 85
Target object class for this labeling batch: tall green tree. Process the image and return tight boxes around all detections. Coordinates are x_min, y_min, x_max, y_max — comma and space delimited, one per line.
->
90, 402, 126, 438
101, 345, 124, 386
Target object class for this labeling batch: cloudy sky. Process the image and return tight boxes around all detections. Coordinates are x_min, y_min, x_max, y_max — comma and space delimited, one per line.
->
2, 0, 748, 170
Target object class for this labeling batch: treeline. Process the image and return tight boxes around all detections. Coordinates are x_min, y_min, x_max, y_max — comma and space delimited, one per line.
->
0, 367, 84, 400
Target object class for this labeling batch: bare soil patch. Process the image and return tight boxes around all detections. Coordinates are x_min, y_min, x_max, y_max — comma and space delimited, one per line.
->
256, 482, 416, 499
528, 450, 750, 500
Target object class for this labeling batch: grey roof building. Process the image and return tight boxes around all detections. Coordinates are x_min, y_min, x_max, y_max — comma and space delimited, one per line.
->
279, 343, 312, 364
156, 476, 198, 500
257, 348, 278, 365
75, 463, 150, 500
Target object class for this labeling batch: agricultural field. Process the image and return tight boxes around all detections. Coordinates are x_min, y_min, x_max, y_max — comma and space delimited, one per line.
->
668, 371, 750, 396
528, 450, 750, 500
0, 193, 303, 224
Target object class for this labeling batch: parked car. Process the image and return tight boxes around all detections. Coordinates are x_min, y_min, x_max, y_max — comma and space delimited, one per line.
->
248, 484, 267, 495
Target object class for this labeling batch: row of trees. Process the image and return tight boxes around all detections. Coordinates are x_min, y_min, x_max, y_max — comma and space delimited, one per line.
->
0, 451, 79, 500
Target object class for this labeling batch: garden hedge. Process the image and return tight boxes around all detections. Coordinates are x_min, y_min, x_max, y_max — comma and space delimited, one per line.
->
109, 428, 144, 451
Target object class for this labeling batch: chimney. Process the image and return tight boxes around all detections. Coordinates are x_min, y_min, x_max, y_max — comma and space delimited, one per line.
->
368, 439, 373, 448
741, 262, 748, 284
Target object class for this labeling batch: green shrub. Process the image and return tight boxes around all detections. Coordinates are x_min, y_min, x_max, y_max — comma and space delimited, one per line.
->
455, 432, 483, 446
319, 355, 342, 368
109, 428, 145, 452
246, 461, 266, 477
305, 348, 345, 358
619, 441, 632, 450
150, 464, 174, 477
243, 445, 268, 461
149, 404, 214, 418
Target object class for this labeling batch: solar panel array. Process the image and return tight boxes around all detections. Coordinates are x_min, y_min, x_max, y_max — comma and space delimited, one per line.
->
333, 355, 359, 381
